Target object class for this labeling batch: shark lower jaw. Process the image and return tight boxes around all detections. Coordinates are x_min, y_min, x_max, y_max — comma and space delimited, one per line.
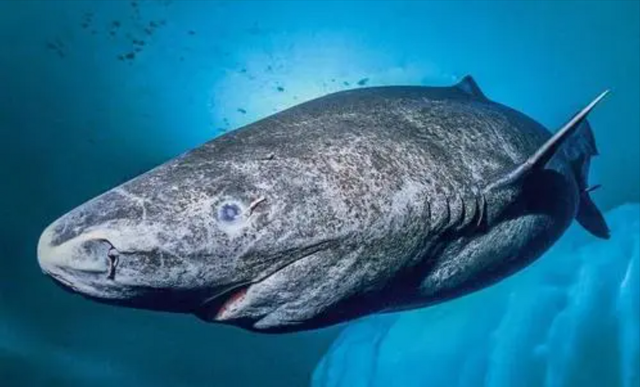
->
42, 267, 213, 314
192, 245, 332, 329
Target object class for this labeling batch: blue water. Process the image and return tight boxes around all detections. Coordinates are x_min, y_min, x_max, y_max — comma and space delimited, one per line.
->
0, 1, 638, 386
314, 204, 639, 387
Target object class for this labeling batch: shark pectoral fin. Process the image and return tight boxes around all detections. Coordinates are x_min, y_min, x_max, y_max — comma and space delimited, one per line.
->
482, 90, 610, 229
576, 190, 610, 239
485, 90, 610, 193
454, 75, 488, 100
568, 122, 610, 239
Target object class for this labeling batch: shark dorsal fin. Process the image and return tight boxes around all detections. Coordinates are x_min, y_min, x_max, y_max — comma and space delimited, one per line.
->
485, 90, 610, 193
454, 75, 487, 100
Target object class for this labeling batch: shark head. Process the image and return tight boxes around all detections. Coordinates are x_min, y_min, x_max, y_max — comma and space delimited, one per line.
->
36, 131, 395, 332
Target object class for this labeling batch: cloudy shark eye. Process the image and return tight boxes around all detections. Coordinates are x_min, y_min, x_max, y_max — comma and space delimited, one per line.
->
218, 202, 243, 223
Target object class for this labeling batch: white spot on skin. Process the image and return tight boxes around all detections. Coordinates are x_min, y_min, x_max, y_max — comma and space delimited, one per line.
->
114, 188, 149, 222
389, 181, 423, 218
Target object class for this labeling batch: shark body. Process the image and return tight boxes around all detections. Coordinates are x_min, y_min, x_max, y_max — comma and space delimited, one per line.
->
38, 77, 609, 332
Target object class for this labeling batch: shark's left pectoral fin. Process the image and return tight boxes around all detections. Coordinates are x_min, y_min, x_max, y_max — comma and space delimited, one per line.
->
485, 90, 610, 192
483, 90, 611, 237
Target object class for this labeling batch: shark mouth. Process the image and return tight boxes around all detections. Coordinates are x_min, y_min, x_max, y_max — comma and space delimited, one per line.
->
193, 239, 336, 323
192, 282, 251, 322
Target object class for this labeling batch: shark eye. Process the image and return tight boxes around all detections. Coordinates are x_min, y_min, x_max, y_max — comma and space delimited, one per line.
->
218, 202, 243, 223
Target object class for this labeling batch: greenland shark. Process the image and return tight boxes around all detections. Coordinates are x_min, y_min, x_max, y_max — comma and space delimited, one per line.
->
37, 76, 610, 333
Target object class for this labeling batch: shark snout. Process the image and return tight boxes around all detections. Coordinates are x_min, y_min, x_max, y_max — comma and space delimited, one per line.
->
37, 222, 113, 281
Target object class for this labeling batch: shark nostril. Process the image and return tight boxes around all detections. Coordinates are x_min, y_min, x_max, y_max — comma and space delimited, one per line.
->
107, 247, 119, 280
70, 238, 117, 275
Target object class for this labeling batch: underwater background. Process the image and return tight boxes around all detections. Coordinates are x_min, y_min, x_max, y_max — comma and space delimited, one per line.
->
0, 1, 638, 386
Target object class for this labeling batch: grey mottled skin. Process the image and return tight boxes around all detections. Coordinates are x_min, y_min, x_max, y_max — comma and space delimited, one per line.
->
37, 77, 609, 333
